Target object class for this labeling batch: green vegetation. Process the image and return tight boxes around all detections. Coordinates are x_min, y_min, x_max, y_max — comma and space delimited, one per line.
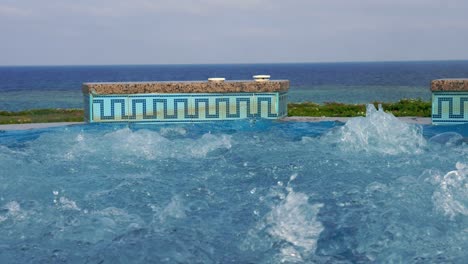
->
0, 109, 84, 124
288, 99, 431, 117
0, 99, 431, 124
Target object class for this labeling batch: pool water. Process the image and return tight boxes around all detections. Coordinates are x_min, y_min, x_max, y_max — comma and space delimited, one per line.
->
0, 106, 467, 263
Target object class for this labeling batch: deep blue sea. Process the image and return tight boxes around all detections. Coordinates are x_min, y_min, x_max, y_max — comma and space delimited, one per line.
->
1, 61, 468, 111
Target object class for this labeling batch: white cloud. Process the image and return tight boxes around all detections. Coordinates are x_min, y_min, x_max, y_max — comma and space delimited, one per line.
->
0, 5, 32, 17
52, 0, 272, 17
1, 0, 468, 64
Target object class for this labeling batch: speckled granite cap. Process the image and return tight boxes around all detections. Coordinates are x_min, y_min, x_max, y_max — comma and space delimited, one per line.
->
83, 80, 289, 94
431, 79, 468, 91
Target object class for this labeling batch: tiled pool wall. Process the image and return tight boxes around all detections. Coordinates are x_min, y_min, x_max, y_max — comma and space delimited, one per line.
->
431, 79, 468, 125
83, 80, 289, 123
85, 92, 287, 123
432, 92, 468, 124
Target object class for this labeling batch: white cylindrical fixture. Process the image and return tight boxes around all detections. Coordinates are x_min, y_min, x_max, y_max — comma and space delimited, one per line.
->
253, 75, 270, 82
208, 77, 225, 82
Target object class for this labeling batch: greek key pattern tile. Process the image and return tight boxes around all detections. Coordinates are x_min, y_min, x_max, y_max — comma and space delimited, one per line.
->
90, 93, 286, 122
432, 92, 468, 124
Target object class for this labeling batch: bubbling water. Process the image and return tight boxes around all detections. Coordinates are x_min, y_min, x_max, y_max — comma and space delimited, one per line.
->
0, 109, 467, 263
327, 104, 426, 155
431, 162, 468, 219
265, 189, 323, 262
242, 174, 324, 263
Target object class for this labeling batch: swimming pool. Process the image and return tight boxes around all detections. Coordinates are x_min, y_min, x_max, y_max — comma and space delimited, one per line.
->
0, 106, 467, 263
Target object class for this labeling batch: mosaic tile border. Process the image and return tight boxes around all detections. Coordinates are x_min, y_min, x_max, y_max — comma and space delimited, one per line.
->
87, 92, 287, 123
432, 92, 468, 125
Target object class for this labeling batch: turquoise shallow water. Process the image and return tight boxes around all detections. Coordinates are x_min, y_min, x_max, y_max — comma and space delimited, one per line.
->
0, 107, 467, 263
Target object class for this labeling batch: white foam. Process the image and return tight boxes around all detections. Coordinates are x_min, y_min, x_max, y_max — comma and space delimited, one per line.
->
189, 133, 232, 157
327, 104, 426, 155
245, 175, 324, 262
432, 162, 468, 219
266, 191, 324, 261
102, 128, 231, 159
104, 128, 170, 160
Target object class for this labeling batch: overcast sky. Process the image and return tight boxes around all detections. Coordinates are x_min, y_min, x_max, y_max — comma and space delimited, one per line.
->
1, 0, 467, 65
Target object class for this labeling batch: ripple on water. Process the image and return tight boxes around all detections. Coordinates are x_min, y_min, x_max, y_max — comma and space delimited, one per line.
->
0, 107, 467, 263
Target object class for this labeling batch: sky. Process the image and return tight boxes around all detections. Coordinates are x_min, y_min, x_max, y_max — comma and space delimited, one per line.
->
1, 0, 468, 65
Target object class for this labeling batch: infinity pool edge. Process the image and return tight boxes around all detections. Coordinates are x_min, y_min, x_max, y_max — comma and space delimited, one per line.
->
0, 117, 432, 131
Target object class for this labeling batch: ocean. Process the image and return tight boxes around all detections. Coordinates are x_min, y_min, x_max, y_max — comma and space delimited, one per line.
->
1, 61, 468, 111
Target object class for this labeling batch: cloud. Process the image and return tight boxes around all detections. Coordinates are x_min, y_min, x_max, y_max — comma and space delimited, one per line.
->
1, 0, 468, 65
0, 5, 32, 17
52, 0, 271, 17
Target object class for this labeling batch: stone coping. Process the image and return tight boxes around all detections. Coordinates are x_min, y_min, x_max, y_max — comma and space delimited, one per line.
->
431, 79, 468, 91
83, 80, 289, 94
0, 122, 85, 131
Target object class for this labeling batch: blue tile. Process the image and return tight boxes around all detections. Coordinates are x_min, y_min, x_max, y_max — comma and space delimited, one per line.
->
88, 92, 287, 123
432, 92, 468, 125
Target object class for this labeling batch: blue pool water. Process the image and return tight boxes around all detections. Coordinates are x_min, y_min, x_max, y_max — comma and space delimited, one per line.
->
0, 107, 467, 263
2, 61, 468, 111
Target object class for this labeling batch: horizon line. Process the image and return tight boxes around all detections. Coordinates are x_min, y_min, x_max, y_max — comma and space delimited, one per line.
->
2, 59, 468, 67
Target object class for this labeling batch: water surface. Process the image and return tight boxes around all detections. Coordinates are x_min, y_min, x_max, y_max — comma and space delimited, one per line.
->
0, 108, 467, 263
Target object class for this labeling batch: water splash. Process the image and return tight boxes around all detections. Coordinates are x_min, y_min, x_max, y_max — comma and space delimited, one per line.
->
429, 132, 464, 146
189, 133, 232, 157
36, 127, 233, 162
266, 192, 324, 262
245, 174, 324, 262
106, 128, 232, 159
431, 162, 468, 219
327, 104, 426, 155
